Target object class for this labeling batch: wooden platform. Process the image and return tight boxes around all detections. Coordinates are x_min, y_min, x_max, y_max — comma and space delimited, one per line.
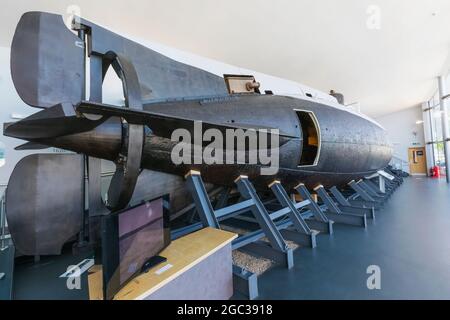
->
89, 227, 237, 300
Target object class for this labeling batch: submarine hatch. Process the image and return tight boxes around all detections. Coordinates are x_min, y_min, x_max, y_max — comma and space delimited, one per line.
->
296, 110, 320, 166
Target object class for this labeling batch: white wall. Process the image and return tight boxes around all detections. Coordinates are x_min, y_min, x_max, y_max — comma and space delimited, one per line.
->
375, 105, 426, 173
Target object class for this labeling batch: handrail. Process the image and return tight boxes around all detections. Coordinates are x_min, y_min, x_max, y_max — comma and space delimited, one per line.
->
390, 154, 409, 171
391, 154, 408, 164
1, 191, 7, 249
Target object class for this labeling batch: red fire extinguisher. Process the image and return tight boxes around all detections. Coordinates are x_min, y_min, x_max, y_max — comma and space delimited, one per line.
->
432, 166, 440, 178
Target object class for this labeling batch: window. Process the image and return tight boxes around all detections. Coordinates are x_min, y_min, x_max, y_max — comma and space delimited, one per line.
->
425, 90, 448, 172
434, 142, 445, 167
296, 110, 320, 166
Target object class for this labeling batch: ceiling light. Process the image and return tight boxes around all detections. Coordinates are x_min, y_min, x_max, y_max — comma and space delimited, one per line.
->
416, 120, 424, 124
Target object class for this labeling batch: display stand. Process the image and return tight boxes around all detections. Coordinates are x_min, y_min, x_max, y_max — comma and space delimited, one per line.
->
88, 227, 237, 300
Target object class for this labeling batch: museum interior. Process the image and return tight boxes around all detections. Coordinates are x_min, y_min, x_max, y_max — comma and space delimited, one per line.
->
1, 1, 450, 301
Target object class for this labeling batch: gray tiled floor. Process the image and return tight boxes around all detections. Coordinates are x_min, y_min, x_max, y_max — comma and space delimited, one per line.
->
258, 177, 450, 299
13, 177, 450, 300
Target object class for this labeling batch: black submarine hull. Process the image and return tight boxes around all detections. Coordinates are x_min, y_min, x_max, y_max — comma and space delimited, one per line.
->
140, 94, 392, 189
16, 94, 392, 191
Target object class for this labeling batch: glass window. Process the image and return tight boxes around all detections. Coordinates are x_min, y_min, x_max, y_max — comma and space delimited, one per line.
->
425, 74, 450, 174
434, 142, 446, 167
431, 107, 443, 140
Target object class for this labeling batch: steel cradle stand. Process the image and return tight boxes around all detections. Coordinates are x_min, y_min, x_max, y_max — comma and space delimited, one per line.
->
348, 180, 384, 209
172, 168, 405, 300
329, 186, 376, 219
179, 171, 294, 300
268, 181, 319, 249
175, 172, 336, 299
314, 185, 368, 227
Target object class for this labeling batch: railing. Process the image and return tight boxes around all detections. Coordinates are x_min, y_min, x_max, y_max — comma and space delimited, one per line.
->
389, 154, 409, 172
0, 190, 10, 249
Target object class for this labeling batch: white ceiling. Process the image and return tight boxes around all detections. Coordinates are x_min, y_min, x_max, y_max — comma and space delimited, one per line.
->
1, 0, 450, 117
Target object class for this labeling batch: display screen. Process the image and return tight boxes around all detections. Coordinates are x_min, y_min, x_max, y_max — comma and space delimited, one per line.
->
102, 195, 171, 300
118, 198, 164, 285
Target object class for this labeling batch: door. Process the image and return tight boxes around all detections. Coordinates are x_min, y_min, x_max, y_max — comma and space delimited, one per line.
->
408, 147, 427, 175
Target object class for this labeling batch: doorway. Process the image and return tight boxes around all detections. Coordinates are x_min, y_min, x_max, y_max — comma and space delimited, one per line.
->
408, 147, 427, 175
296, 110, 320, 166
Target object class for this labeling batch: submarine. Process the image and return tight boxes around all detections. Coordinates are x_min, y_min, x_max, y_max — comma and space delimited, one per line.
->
4, 11, 392, 213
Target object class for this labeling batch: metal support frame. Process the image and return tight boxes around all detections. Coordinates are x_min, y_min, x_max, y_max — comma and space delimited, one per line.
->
215, 187, 232, 210
357, 180, 385, 203
295, 184, 334, 234
385, 168, 403, 185
348, 180, 383, 209
314, 185, 367, 228
329, 186, 375, 219
365, 179, 391, 199
378, 170, 399, 190
378, 175, 386, 194
269, 181, 318, 248
185, 171, 220, 229
314, 185, 341, 213
234, 176, 288, 254
348, 180, 375, 202
183, 171, 294, 299
359, 180, 381, 196
84, 54, 108, 248
367, 170, 396, 195
295, 184, 328, 221
233, 265, 258, 300
330, 186, 351, 206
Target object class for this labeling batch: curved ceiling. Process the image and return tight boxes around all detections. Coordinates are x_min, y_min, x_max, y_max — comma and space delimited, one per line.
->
1, 0, 450, 117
